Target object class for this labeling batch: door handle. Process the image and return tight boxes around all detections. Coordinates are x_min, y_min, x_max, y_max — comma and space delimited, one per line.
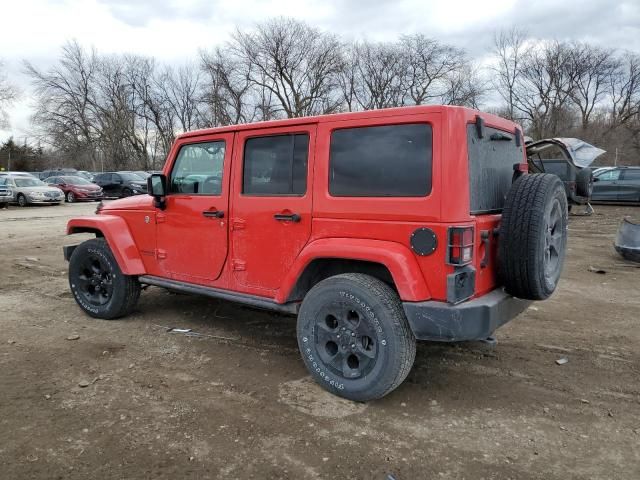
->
202, 209, 224, 218
274, 213, 301, 222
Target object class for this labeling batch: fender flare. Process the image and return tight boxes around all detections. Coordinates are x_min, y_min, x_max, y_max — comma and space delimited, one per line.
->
276, 238, 431, 303
67, 216, 146, 275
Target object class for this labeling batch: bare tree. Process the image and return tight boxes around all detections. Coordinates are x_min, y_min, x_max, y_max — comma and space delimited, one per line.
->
200, 47, 254, 126
0, 60, 18, 128
609, 52, 640, 126
492, 28, 528, 120
230, 17, 343, 118
567, 43, 618, 130
340, 40, 406, 110
24, 40, 102, 168
400, 34, 468, 105
511, 40, 578, 138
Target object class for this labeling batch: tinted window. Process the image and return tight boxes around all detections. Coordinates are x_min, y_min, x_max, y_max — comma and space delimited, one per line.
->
329, 124, 432, 197
243, 134, 308, 195
623, 169, 640, 181
170, 141, 225, 195
598, 169, 621, 181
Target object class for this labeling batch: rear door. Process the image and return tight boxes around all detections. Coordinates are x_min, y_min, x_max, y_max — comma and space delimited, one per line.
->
230, 125, 316, 295
618, 169, 640, 202
592, 168, 622, 201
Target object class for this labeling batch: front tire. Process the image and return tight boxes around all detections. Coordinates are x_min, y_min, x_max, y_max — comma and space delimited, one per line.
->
17, 194, 27, 207
68, 238, 141, 319
66, 191, 75, 203
121, 188, 132, 198
297, 273, 416, 402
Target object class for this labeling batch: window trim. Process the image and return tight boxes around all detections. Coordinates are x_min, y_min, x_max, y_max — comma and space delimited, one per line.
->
327, 122, 434, 198
168, 139, 227, 196
241, 132, 310, 197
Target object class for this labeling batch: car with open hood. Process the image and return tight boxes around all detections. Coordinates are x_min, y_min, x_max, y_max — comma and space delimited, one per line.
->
4, 173, 64, 206
526, 138, 605, 207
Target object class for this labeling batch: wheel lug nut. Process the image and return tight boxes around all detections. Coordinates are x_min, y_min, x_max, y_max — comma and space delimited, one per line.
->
351, 332, 355, 337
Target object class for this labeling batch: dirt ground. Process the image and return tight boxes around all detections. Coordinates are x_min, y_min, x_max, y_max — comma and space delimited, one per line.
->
0, 202, 638, 480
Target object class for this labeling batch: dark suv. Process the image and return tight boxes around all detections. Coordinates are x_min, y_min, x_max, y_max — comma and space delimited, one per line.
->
93, 172, 148, 198
592, 167, 640, 203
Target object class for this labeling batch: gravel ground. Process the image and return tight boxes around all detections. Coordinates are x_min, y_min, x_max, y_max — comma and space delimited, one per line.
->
0, 202, 639, 480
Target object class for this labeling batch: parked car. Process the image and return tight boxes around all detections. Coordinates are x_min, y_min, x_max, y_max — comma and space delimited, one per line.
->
76, 170, 94, 182
129, 170, 152, 179
40, 168, 78, 180
44, 175, 103, 202
0, 176, 12, 208
591, 166, 640, 203
93, 172, 148, 198
526, 138, 605, 206
4, 174, 64, 206
64, 105, 569, 401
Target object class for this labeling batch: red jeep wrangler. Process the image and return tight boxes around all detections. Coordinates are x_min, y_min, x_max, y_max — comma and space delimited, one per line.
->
65, 106, 568, 401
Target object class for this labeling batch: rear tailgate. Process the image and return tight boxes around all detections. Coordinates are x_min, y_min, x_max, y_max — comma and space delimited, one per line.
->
467, 121, 526, 294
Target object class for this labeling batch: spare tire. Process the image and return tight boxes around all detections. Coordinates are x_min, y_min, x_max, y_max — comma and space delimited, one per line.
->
498, 174, 568, 300
576, 167, 593, 199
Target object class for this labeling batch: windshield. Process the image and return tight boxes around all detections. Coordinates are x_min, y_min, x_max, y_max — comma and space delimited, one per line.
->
120, 173, 144, 182
61, 176, 92, 185
14, 177, 46, 187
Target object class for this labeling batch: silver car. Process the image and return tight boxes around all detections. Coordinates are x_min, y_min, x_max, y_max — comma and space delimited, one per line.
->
0, 176, 12, 208
4, 174, 65, 206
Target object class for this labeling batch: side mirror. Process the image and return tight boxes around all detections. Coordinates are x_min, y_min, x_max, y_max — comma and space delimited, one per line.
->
148, 174, 167, 210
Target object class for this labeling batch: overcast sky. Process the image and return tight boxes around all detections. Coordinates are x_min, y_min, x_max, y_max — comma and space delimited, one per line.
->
1, 0, 639, 141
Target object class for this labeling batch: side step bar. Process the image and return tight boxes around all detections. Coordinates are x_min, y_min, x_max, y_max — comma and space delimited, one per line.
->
138, 275, 299, 315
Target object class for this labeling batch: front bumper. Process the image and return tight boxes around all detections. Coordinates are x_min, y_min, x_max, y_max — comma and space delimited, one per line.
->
402, 289, 531, 342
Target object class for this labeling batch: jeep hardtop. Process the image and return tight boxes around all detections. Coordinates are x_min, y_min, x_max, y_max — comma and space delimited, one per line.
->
64, 105, 568, 401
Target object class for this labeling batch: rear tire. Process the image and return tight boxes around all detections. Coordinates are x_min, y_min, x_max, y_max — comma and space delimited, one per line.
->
499, 174, 568, 300
297, 273, 416, 402
68, 238, 141, 319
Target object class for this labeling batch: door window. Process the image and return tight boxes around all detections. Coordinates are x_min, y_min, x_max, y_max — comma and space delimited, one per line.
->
242, 134, 309, 195
597, 169, 621, 181
170, 141, 225, 195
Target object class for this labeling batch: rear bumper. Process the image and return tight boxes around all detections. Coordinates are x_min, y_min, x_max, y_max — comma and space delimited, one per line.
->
402, 289, 531, 342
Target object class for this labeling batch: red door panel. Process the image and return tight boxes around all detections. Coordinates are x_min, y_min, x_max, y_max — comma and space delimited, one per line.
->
231, 124, 316, 294
156, 133, 234, 283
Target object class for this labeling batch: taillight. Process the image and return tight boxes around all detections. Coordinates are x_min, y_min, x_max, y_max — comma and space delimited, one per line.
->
447, 226, 474, 266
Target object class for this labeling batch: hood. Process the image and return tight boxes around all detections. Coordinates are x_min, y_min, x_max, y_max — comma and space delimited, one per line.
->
100, 194, 153, 211
72, 183, 101, 191
526, 138, 606, 168
18, 185, 63, 193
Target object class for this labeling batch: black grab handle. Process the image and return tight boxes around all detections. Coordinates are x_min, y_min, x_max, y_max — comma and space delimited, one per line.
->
273, 213, 301, 223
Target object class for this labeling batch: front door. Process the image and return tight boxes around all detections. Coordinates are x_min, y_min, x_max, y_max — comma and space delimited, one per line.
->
231, 125, 316, 295
156, 133, 233, 283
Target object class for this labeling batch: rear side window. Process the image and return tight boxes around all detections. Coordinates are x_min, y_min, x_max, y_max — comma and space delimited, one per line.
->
243, 134, 309, 195
329, 124, 432, 197
623, 169, 640, 181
